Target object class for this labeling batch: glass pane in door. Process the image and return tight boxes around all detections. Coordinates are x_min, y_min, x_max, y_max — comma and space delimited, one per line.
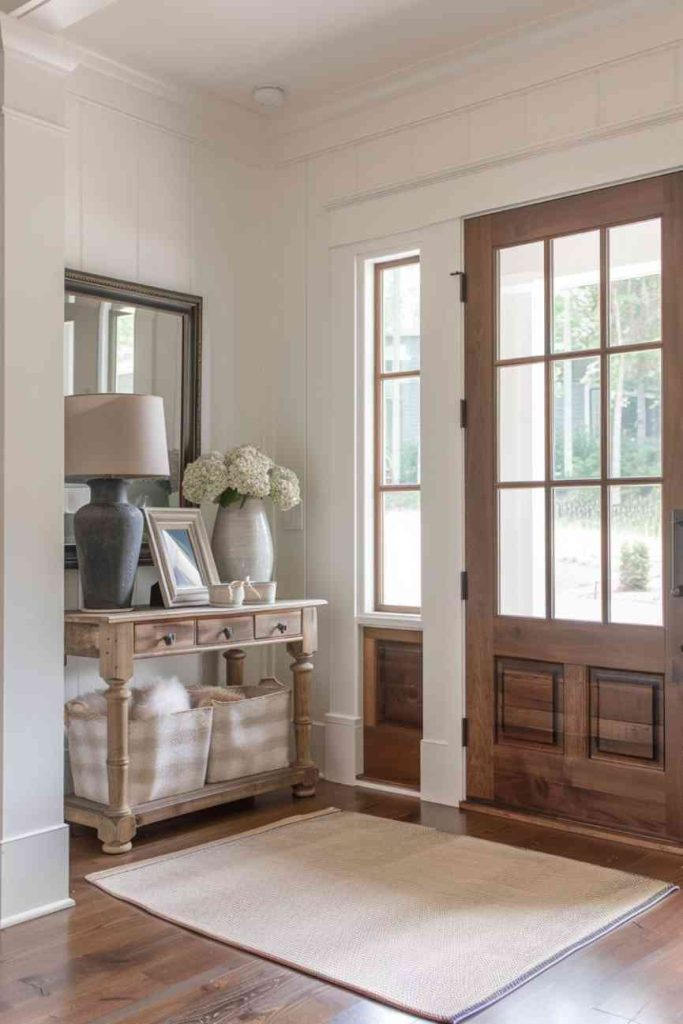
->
553, 486, 601, 621
609, 219, 661, 347
608, 349, 661, 478
552, 356, 600, 480
498, 242, 545, 360
552, 230, 600, 353
499, 488, 546, 617
609, 484, 662, 625
498, 363, 545, 482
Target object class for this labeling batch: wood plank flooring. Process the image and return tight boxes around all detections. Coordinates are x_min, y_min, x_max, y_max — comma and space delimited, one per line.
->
2, 781, 683, 1023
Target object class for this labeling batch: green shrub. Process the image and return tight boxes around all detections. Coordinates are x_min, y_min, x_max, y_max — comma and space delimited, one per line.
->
619, 541, 650, 592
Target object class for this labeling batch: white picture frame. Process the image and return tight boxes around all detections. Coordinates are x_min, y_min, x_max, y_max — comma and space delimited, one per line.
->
144, 507, 219, 607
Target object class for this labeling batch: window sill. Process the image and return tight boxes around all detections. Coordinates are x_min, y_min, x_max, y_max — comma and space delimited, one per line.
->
356, 612, 422, 630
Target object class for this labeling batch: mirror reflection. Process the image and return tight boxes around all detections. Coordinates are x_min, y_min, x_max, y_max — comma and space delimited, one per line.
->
64, 292, 183, 543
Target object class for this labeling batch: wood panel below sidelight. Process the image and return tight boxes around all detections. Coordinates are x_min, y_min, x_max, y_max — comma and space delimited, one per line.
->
362, 628, 422, 789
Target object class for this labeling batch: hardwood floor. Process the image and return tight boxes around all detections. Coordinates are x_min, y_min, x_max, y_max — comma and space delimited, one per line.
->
3, 781, 683, 1023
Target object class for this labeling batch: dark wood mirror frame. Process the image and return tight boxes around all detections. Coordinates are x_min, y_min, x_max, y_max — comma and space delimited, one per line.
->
64, 269, 202, 570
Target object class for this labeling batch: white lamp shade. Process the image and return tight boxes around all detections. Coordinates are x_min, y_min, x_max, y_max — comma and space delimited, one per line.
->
65, 393, 170, 480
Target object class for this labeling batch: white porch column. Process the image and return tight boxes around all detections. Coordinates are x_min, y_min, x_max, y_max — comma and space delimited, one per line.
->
0, 15, 76, 926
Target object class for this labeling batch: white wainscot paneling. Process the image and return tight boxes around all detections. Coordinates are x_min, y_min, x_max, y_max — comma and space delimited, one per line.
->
412, 111, 469, 180
64, 96, 81, 268
356, 128, 417, 192
308, 146, 358, 209
599, 49, 677, 126
469, 94, 527, 164
526, 73, 599, 146
80, 101, 140, 279
138, 126, 191, 291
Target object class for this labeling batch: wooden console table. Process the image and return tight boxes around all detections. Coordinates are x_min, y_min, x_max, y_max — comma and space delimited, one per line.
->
64, 599, 326, 853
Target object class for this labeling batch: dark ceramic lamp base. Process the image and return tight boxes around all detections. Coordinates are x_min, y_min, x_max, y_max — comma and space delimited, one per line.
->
74, 478, 143, 609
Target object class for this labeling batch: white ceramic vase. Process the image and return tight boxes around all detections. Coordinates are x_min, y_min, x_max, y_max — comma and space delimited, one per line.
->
211, 497, 274, 582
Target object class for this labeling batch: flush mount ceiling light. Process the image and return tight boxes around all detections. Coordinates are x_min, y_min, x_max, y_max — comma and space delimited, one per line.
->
252, 85, 286, 110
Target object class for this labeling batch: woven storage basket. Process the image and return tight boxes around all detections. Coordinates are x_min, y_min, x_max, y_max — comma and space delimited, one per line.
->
67, 706, 213, 805
207, 679, 290, 783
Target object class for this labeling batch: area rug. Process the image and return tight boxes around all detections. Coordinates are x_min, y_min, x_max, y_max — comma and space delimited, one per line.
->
87, 808, 676, 1022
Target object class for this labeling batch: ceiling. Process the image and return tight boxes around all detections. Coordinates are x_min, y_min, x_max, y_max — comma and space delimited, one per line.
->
53, 0, 608, 116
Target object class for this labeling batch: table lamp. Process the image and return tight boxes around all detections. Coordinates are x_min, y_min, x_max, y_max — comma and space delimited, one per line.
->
65, 394, 170, 609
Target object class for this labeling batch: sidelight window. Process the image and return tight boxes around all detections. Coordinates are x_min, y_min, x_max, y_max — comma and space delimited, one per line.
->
374, 257, 421, 612
496, 219, 662, 625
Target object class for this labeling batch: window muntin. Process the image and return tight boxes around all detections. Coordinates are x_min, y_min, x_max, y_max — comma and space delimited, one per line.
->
496, 219, 662, 625
375, 258, 421, 612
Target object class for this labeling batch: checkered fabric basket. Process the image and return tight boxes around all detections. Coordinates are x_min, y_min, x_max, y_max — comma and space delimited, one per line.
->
206, 679, 290, 783
67, 706, 213, 805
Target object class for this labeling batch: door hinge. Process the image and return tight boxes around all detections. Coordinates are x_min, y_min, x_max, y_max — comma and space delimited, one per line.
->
462, 717, 469, 748
450, 269, 467, 302
460, 570, 468, 600
460, 398, 467, 428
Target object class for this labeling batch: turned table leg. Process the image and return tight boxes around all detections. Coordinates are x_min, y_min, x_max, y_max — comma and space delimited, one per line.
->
98, 622, 136, 854
224, 647, 246, 686
288, 638, 318, 798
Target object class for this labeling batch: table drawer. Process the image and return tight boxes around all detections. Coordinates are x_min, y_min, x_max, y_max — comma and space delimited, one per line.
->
196, 615, 254, 646
134, 620, 196, 654
254, 610, 302, 640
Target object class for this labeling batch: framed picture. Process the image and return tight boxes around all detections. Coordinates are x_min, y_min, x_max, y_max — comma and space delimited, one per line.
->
144, 508, 218, 607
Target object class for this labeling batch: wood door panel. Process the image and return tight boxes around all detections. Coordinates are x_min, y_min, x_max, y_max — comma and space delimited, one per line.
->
590, 669, 663, 767
496, 659, 562, 747
465, 172, 683, 844
493, 745, 668, 836
489, 176, 670, 248
494, 619, 665, 674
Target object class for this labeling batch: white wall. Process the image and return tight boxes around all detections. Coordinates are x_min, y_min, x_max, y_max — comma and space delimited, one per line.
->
0, 14, 272, 926
63, 56, 273, 699
0, 18, 76, 927
266, 0, 683, 802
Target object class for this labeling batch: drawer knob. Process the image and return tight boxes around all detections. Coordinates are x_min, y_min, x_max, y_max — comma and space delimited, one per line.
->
275, 622, 288, 634
221, 626, 234, 640
162, 632, 176, 647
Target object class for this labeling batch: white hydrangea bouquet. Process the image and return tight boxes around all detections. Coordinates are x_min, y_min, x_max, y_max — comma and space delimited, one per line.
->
182, 445, 301, 512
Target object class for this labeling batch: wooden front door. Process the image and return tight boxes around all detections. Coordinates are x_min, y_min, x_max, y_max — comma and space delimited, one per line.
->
464, 173, 683, 843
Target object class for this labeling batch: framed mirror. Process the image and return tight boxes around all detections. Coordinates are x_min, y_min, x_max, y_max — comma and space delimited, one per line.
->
64, 270, 202, 569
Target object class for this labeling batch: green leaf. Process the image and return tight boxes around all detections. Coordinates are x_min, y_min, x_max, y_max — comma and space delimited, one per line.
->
218, 488, 241, 508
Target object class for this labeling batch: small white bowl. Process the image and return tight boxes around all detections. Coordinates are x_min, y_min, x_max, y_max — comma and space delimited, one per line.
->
210, 582, 245, 607
244, 581, 277, 604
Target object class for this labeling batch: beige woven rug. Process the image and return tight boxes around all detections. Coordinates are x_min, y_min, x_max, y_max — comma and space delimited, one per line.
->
87, 808, 675, 1022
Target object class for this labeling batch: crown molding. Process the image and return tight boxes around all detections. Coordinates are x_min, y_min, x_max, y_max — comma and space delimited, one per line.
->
0, 11, 79, 71
271, 0, 682, 162
70, 44, 198, 109
13, 0, 118, 32
67, 42, 270, 168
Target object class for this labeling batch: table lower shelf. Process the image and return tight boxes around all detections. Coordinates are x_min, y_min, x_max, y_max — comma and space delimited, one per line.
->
65, 764, 318, 833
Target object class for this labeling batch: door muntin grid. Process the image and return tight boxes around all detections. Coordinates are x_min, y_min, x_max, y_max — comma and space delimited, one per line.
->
495, 220, 663, 625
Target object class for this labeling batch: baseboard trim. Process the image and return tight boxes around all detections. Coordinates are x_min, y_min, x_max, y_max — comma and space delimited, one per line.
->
355, 776, 420, 798
460, 801, 683, 855
0, 821, 71, 926
1, 897, 75, 930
